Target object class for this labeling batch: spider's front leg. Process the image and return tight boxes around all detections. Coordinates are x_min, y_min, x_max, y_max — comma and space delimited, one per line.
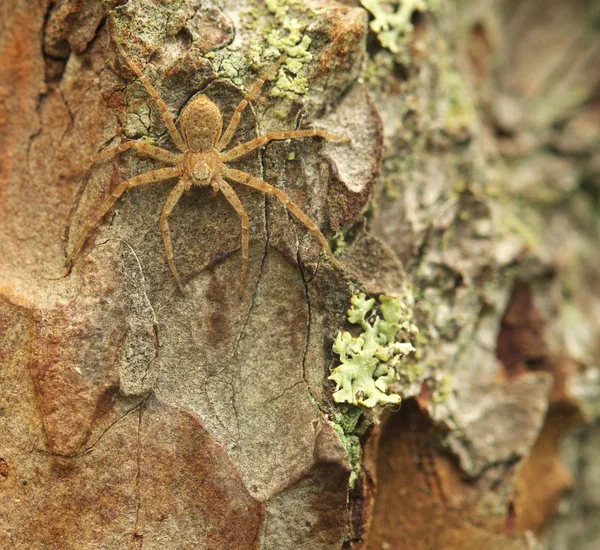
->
110, 20, 188, 153
68, 141, 182, 179
218, 178, 250, 290
216, 57, 283, 152
221, 129, 350, 163
66, 166, 183, 266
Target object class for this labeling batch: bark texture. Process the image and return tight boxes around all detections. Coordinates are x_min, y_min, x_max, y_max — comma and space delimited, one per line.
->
0, 0, 598, 549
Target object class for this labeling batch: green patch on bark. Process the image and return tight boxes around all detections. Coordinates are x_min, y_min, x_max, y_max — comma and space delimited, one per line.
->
360, 0, 429, 53
432, 373, 452, 404
329, 293, 418, 408
331, 405, 364, 488
238, 0, 316, 98
437, 64, 476, 136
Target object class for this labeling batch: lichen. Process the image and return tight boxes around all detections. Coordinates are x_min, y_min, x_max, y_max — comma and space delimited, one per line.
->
262, 21, 313, 99
332, 231, 348, 256
242, 0, 315, 99
329, 293, 418, 408
360, 0, 428, 54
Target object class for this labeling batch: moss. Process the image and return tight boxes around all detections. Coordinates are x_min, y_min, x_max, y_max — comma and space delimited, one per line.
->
432, 373, 452, 404
332, 424, 361, 488
329, 293, 418, 408
360, 0, 429, 54
332, 405, 364, 488
333, 404, 364, 434
437, 66, 476, 136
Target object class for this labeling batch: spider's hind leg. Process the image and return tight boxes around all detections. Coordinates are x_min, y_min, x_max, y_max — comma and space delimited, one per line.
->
218, 178, 250, 290
67, 166, 183, 266
222, 167, 340, 270
160, 180, 188, 294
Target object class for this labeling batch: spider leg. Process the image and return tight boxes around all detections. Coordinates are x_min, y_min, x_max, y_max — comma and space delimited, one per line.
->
216, 57, 283, 152
159, 179, 188, 294
218, 178, 250, 290
67, 166, 183, 266
221, 129, 350, 163
112, 36, 187, 152
222, 167, 341, 269
69, 141, 182, 178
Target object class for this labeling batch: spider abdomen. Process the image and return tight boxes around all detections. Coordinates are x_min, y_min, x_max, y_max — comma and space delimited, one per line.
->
180, 96, 223, 153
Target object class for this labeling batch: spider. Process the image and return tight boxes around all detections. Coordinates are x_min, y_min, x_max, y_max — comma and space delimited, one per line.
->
66, 39, 349, 294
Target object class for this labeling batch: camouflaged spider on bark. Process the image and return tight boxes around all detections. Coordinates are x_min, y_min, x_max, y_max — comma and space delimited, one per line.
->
66, 39, 349, 294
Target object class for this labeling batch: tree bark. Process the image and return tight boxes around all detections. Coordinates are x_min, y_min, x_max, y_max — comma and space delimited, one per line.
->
0, 0, 598, 549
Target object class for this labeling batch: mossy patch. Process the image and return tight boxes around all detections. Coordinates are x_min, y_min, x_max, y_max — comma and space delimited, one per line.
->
332, 405, 364, 488
432, 373, 452, 404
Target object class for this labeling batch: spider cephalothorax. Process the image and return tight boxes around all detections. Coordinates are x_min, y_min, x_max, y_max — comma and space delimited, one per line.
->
67, 35, 349, 294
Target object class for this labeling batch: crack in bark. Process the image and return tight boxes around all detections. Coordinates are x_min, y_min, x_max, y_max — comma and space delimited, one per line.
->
266, 379, 305, 404
25, 98, 44, 183
122, 239, 160, 387
216, 379, 241, 444
34, 396, 147, 459
57, 88, 75, 140
133, 399, 145, 548
287, 156, 329, 413
203, 149, 269, 437
298, 256, 330, 415
276, 110, 329, 413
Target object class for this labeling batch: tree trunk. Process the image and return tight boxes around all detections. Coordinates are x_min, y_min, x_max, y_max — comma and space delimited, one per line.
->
1, 0, 598, 548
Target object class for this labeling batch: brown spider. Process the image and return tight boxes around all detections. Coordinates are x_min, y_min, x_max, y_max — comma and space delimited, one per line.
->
67, 40, 349, 294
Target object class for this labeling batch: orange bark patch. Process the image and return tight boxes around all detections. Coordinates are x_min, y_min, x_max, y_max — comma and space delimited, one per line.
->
321, 7, 366, 69
136, 400, 264, 549
0, 0, 47, 205
510, 401, 581, 535
497, 283, 548, 379
366, 401, 530, 550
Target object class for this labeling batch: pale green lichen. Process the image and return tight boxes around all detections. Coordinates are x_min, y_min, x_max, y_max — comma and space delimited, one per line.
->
219, 53, 250, 86
360, 0, 428, 53
332, 231, 348, 256
263, 20, 313, 99
329, 293, 418, 408
243, 0, 314, 99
